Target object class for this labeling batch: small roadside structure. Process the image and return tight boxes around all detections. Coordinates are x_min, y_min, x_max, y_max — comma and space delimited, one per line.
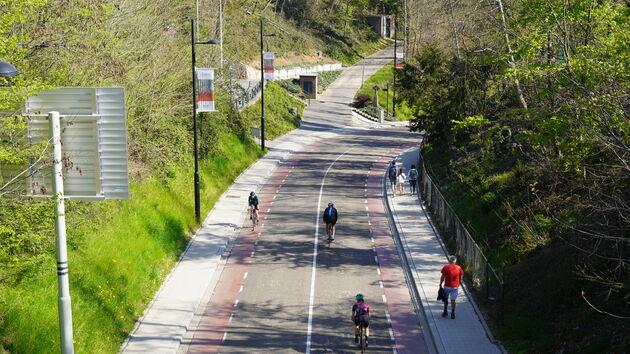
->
366, 15, 395, 39
300, 74, 318, 99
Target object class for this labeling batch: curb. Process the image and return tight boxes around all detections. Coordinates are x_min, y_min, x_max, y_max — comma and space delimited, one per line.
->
381, 147, 440, 354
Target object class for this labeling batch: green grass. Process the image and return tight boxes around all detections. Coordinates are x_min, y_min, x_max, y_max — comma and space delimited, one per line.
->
277, 70, 343, 97
0, 134, 261, 353
356, 63, 413, 121
241, 82, 306, 140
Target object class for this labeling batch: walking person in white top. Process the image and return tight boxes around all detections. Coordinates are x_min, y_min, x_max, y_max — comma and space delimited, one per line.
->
397, 167, 406, 196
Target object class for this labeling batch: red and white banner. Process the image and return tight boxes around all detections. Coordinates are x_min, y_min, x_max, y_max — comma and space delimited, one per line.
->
263, 52, 275, 80
196, 68, 215, 112
395, 51, 404, 69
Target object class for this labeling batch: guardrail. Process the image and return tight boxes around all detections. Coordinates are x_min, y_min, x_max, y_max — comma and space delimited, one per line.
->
419, 156, 505, 324
233, 81, 262, 111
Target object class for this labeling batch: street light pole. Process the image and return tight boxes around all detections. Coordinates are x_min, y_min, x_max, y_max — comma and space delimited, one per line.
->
50, 111, 74, 354
259, 19, 277, 152
191, 19, 202, 223
191, 19, 220, 224
260, 19, 265, 151
393, 18, 397, 119
3, 63, 76, 354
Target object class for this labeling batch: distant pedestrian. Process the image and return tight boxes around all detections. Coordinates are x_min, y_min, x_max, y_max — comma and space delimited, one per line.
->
440, 255, 465, 319
408, 165, 418, 195
387, 161, 398, 197
397, 168, 406, 195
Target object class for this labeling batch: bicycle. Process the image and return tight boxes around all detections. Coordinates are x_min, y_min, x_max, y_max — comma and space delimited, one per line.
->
357, 319, 368, 352
251, 209, 258, 230
325, 223, 334, 247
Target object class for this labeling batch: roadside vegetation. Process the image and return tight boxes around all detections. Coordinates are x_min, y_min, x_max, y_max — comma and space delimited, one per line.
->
355, 63, 413, 120
277, 70, 343, 98
401, 0, 628, 351
0, 0, 391, 351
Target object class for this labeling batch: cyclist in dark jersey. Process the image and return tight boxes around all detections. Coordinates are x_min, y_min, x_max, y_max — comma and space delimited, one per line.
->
322, 202, 338, 240
248, 191, 259, 221
351, 293, 371, 345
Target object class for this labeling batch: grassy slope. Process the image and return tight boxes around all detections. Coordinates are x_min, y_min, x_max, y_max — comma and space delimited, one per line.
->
356, 64, 413, 121
1, 134, 261, 353
241, 82, 305, 140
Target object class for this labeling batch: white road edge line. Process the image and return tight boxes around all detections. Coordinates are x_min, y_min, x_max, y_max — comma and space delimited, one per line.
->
305, 148, 352, 354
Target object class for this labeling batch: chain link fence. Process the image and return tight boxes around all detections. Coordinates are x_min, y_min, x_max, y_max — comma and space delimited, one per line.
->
419, 159, 505, 323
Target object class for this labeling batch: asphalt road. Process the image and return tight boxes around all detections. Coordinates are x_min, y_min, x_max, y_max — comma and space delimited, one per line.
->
184, 45, 428, 353
187, 128, 425, 353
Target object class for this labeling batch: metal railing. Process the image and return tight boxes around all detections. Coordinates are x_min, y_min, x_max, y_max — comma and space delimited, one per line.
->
233, 81, 262, 111
419, 158, 505, 323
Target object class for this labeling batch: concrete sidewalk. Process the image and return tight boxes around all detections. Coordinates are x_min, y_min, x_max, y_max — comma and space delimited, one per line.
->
386, 147, 504, 354
120, 46, 402, 353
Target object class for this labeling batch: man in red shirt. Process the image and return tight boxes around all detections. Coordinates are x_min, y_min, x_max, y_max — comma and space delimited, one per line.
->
440, 255, 465, 319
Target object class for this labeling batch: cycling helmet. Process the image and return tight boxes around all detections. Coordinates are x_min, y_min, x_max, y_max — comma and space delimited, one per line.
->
250, 191, 255, 196
328, 202, 334, 206
355, 293, 364, 301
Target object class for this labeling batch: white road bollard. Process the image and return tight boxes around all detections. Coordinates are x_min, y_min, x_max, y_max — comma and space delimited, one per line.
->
379, 109, 384, 123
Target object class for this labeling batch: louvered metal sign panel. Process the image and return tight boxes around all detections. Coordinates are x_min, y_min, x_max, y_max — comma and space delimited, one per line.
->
25, 87, 129, 200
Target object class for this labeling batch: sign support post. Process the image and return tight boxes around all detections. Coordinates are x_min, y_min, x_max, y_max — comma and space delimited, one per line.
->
50, 111, 74, 354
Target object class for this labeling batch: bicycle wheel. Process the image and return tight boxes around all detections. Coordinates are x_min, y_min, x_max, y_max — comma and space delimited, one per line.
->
252, 212, 257, 230
359, 324, 365, 353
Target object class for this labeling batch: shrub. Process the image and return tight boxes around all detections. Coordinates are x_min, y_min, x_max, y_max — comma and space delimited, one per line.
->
277, 79, 302, 94
353, 94, 371, 108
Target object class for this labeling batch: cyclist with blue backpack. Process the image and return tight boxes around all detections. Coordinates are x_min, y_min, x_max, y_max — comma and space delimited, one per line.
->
323, 202, 338, 241
351, 294, 371, 346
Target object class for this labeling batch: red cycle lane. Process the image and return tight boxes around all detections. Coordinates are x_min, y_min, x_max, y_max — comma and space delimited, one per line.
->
187, 141, 325, 353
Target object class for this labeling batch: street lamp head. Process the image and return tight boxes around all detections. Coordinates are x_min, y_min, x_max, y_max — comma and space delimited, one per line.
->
0, 61, 20, 77
196, 39, 221, 45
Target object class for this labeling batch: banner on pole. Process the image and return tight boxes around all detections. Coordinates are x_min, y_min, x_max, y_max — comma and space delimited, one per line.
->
395, 51, 404, 69
196, 68, 216, 112
263, 52, 275, 80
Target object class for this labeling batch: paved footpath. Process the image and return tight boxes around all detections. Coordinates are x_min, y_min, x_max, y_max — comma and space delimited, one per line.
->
385, 147, 504, 354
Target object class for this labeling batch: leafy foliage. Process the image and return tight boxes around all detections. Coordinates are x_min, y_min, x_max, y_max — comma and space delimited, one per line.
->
353, 94, 371, 108
401, 0, 629, 351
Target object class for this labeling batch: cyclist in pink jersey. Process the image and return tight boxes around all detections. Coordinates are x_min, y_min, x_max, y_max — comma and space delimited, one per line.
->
351, 294, 371, 346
